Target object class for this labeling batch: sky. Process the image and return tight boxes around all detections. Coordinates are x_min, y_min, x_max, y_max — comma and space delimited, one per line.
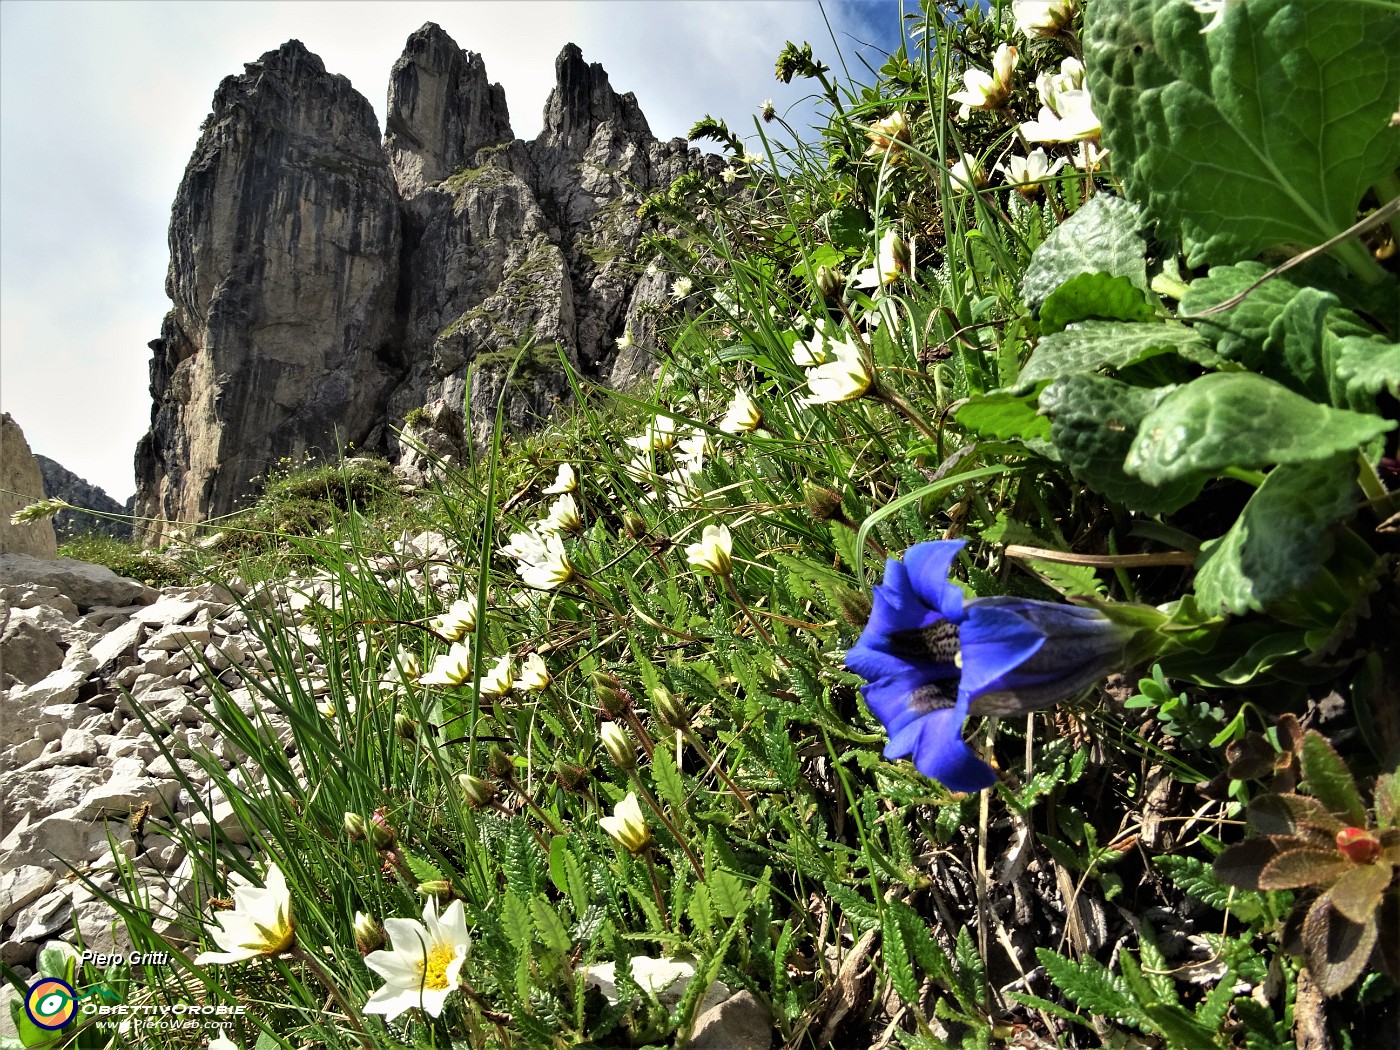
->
0, 0, 905, 502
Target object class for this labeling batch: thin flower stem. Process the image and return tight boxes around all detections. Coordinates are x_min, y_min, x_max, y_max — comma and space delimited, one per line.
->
682, 727, 757, 821
642, 850, 672, 927
503, 774, 564, 837
627, 771, 705, 881
721, 575, 775, 647
290, 945, 373, 1048
874, 385, 939, 442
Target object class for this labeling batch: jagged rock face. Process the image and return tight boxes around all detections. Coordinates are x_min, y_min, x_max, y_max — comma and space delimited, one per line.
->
134, 41, 401, 545
34, 457, 131, 542
135, 26, 719, 543
0, 414, 58, 559
384, 23, 513, 198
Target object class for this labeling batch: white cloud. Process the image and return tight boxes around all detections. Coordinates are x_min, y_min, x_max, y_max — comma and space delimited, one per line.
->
0, 0, 896, 500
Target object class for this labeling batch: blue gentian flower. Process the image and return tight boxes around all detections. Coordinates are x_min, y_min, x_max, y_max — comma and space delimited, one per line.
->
846, 540, 1131, 792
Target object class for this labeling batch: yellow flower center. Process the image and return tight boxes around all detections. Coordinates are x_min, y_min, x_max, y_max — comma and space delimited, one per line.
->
417, 943, 459, 992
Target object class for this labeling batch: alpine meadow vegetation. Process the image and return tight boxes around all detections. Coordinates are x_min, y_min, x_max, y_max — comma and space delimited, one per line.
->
19, 1, 1400, 1047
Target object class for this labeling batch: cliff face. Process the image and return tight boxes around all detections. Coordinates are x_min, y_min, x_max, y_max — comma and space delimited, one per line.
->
34, 457, 131, 541
133, 24, 716, 544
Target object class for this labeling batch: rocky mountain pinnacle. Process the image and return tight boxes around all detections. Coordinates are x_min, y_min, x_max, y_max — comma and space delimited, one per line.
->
133, 25, 717, 546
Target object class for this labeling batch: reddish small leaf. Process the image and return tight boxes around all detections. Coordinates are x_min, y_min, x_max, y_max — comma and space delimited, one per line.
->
1258, 848, 1349, 891
1301, 895, 1378, 996
1214, 838, 1282, 889
1329, 862, 1390, 924
1299, 731, 1367, 826
1276, 713, 1304, 753
1335, 827, 1382, 865
1249, 793, 1342, 837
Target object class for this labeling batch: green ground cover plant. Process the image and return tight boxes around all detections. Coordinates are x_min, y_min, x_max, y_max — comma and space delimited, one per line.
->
11, 1, 1398, 1047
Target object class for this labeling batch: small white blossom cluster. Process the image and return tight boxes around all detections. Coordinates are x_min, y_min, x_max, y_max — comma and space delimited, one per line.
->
788, 320, 874, 407
623, 412, 714, 507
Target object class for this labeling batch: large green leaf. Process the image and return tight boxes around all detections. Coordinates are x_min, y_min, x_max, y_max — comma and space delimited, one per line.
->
1021, 195, 1149, 314
1016, 319, 1220, 390
1125, 372, 1395, 484
1039, 374, 1206, 513
1334, 336, 1400, 401
1181, 263, 1381, 405
1086, 0, 1400, 266
1193, 456, 1358, 615
953, 389, 1052, 441
1039, 272, 1157, 333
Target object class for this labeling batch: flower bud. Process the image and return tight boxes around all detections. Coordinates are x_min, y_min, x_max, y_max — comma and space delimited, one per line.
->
416, 880, 453, 901
623, 511, 649, 539
458, 773, 498, 808
487, 743, 515, 781
369, 809, 397, 850
651, 687, 690, 731
353, 912, 385, 954
601, 721, 638, 770
394, 713, 417, 740
343, 812, 368, 841
592, 670, 629, 716
816, 264, 844, 300
1336, 827, 1382, 865
834, 586, 873, 629
554, 758, 591, 793
803, 481, 848, 523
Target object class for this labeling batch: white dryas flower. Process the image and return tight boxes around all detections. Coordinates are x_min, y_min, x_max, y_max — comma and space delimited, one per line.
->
995, 148, 1065, 193
600, 791, 652, 853
501, 528, 549, 564
420, 640, 472, 686
949, 153, 987, 189
801, 338, 874, 405
1070, 140, 1110, 173
616, 328, 634, 351
685, 523, 733, 575
430, 597, 477, 641
854, 229, 908, 288
670, 277, 693, 300
193, 863, 296, 965
719, 389, 762, 434
1012, 0, 1077, 38
539, 493, 582, 534
514, 653, 551, 693
675, 431, 712, 473
1021, 58, 1099, 143
317, 695, 356, 720
362, 897, 471, 1020
381, 648, 422, 692
542, 463, 577, 494
480, 655, 513, 698
516, 531, 574, 590
792, 321, 838, 366
720, 166, 739, 184
863, 110, 910, 160
947, 43, 1018, 119
625, 414, 678, 452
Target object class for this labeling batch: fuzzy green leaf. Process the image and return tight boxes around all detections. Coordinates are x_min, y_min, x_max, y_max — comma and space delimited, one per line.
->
1021, 195, 1149, 314
651, 746, 687, 814
1329, 863, 1390, 925
1039, 272, 1157, 334
953, 390, 1052, 442
1193, 456, 1357, 615
1257, 848, 1350, 890
1040, 374, 1205, 513
1299, 730, 1368, 825
709, 869, 750, 920
1301, 895, 1378, 996
881, 910, 921, 1006
530, 897, 572, 957
1334, 336, 1400, 401
502, 891, 532, 952
1086, 0, 1400, 265
1016, 320, 1219, 391
1126, 372, 1394, 483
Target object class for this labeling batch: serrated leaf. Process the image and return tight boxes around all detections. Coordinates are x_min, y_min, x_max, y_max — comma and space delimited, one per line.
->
1021, 195, 1149, 314
1016, 320, 1220, 391
1126, 372, 1394, 483
953, 389, 1052, 442
1193, 456, 1357, 615
1301, 895, 1378, 996
1039, 272, 1157, 333
1036, 948, 1141, 1023
530, 898, 572, 956
882, 910, 921, 1006
709, 869, 749, 920
1299, 730, 1368, 825
688, 882, 714, 937
1086, 0, 1400, 265
502, 891, 531, 952
651, 746, 687, 814
1040, 374, 1205, 513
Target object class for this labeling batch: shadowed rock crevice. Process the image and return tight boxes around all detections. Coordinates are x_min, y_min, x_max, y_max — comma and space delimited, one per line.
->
134, 24, 717, 545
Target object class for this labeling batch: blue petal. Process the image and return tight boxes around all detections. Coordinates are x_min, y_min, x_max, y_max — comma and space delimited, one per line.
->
901, 541, 966, 622
957, 603, 1046, 701
859, 667, 957, 738
883, 706, 997, 792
